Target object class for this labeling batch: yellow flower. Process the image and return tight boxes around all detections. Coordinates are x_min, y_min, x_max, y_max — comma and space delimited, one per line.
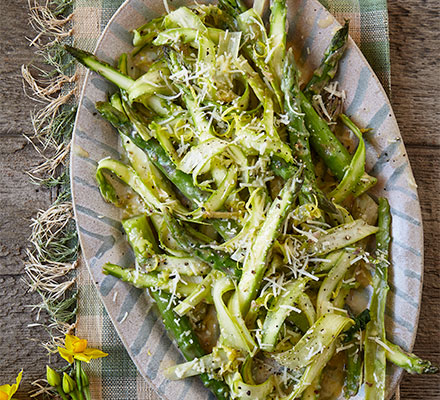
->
0, 370, 22, 400
58, 334, 108, 364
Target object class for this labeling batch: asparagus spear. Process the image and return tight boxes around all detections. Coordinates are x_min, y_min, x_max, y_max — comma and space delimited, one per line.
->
95, 101, 240, 240
65, 45, 134, 90
103, 263, 163, 288
364, 198, 391, 400
236, 168, 303, 315
65, 45, 173, 118
103, 264, 201, 297
66, 45, 173, 109
268, 0, 288, 85
163, 213, 240, 277
303, 21, 349, 100
282, 50, 337, 213
385, 340, 439, 375
316, 251, 354, 318
343, 309, 371, 398
217, 0, 248, 20
151, 290, 230, 400
96, 102, 204, 201
344, 344, 363, 398
236, 9, 284, 108
260, 277, 308, 351
285, 342, 337, 400
271, 158, 336, 213
103, 212, 231, 398
122, 215, 159, 262
282, 50, 315, 181
206, 5, 375, 198
329, 114, 366, 203
299, 91, 377, 194
274, 314, 353, 398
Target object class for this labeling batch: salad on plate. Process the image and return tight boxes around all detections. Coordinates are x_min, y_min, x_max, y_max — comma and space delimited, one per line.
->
67, 0, 438, 398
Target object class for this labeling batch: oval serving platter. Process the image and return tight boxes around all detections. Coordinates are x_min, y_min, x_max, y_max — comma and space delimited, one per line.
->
71, 0, 424, 398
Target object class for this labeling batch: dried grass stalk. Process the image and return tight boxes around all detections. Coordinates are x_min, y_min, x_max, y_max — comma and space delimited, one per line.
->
22, 2, 80, 384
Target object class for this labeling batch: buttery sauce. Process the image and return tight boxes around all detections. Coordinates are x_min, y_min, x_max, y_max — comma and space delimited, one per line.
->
320, 351, 346, 399
73, 143, 89, 158
193, 304, 220, 353
318, 14, 334, 29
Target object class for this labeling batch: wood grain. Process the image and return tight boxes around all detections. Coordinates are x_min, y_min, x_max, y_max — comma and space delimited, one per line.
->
0, 0, 438, 398
0, 0, 42, 134
0, 0, 60, 397
0, 135, 54, 274
388, 0, 440, 147
399, 148, 440, 398
388, 1, 440, 395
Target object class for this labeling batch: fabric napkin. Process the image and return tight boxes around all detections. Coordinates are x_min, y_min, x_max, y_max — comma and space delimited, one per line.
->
73, 0, 391, 398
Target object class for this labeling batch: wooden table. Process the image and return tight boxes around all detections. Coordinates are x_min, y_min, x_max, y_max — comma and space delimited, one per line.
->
0, 0, 438, 398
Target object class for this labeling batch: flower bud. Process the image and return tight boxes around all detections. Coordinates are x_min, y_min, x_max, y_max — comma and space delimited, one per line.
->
80, 367, 90, 387
46, 366, 61, 387
62, 372, 76, 394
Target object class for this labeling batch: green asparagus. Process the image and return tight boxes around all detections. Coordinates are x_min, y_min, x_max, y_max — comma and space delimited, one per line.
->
65, 1, 438, 397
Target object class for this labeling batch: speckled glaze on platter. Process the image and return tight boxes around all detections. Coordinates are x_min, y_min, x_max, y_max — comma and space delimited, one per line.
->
71, 0, 424, 398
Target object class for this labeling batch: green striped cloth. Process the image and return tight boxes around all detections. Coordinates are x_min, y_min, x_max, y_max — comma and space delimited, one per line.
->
74, 0, 391, 398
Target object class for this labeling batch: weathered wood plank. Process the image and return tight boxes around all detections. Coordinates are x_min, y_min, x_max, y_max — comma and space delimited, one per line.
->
0, 135, 53, 275
0, 1, 59, 397
389, 0, 440, 147
0, 137, 59, 398
399, 146, 440, 398
0, 276, 63, 397
0, 0, 39, 134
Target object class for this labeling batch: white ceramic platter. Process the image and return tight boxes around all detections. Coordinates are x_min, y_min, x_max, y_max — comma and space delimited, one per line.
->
71, 0, 424, 398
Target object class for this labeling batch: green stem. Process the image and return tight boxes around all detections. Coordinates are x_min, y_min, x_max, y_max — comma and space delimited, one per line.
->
78, 362, 91, 400
69, 391, 81, 400
82, 385, 92, 400
74, 361, 85, 400
56, 386, 70, 400
237, 169, 303, 314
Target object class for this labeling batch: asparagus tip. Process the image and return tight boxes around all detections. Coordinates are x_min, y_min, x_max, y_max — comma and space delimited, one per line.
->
64, 45, 90, 64
423, 364, 439, 374
102, 262, 120, 276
